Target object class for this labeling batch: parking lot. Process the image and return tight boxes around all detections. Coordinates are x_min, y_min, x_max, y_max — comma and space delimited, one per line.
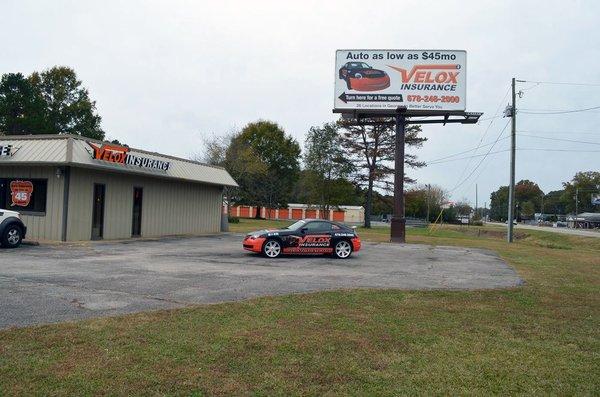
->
0, 234, 522, 328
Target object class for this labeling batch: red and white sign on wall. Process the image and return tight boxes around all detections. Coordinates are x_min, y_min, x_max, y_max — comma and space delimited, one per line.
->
334, 49, 467, 112
10, 180, 34, 207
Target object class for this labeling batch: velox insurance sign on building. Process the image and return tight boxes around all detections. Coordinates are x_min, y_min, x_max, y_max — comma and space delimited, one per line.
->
334, 49, 466, 112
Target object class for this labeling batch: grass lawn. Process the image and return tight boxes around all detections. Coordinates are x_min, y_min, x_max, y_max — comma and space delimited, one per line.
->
1, 219, 599, 395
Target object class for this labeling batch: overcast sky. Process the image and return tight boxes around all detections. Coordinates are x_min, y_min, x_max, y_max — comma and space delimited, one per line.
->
3, 0, 599, 206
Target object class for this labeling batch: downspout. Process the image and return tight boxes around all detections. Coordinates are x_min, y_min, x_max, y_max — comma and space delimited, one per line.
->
61, 138, 73, 241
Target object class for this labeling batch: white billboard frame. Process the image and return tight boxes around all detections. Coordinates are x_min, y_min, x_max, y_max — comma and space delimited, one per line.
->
334, 49, 467, 115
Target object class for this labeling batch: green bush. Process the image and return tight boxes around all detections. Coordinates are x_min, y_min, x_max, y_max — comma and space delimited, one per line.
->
228, 216, 240, 224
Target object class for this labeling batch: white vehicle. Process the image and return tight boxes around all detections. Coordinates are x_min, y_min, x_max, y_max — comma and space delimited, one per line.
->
0, 209, 27, 248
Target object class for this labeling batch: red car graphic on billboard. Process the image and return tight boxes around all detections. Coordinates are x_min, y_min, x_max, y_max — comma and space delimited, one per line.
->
338, 62, 390, 91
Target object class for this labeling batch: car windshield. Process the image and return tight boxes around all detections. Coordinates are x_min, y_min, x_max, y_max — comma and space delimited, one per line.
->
286, 220, 306, 230
349, 62, 370, 68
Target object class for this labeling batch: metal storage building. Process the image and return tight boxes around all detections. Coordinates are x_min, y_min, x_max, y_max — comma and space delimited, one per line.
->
0, 135, 237, 241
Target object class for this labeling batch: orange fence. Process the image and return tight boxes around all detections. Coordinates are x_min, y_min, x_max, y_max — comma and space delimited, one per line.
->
228, 205, 345, 222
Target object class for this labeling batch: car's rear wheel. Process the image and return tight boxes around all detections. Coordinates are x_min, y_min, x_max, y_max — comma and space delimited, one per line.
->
262, 239, 282, 258
2, 224, 22, 248
333, 240, 352, 259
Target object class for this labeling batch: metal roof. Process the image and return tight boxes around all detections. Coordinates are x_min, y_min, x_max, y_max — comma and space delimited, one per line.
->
0, 134, 238, 187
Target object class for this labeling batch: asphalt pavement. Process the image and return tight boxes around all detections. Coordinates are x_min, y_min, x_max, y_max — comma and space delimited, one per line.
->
0, 234, 523, 329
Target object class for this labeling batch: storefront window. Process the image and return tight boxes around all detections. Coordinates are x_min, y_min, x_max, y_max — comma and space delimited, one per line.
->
0, 178, 47, 214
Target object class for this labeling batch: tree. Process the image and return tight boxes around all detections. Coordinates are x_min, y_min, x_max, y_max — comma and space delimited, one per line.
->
544, 190, 566, 215
489, 186, 509, 221
292, 170, 359, 211
562, 171, 600, 214
371, 191, 394, 216
29, 66, 104, 139
302, 122, 354, 213
225, 120, 300, 217
454, 201, 472, 217
194, 132, 233, 166
339, 118, 427, 227
521, 200, 536, 218
0, 73, 46, 134
489, 180, 545, 221
515, 179, 543, 211
405, 184, 448, 221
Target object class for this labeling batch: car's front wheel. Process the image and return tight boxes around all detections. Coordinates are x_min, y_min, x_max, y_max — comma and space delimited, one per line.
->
2, 224, 23, 248
333, 240, 352, 259
262, 239, 282, 258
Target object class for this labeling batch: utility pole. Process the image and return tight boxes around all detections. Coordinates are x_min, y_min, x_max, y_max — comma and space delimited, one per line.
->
475, 183, 478, 219
484, 202, 487, 223
426, 184, 431, 223
507, 77, 517, 242
575, 188, 579, 228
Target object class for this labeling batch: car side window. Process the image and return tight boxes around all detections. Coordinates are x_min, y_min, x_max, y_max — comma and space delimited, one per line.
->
304, 222, 331, 232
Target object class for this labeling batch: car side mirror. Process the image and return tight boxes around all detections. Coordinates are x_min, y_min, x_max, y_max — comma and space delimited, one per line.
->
300, 227, 308, 233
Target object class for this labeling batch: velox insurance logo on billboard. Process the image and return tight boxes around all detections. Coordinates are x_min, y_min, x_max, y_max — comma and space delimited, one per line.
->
334, 50, 466, 112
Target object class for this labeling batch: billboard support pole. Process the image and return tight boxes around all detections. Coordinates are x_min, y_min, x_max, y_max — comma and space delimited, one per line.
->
391, 110, 406, 243
337, 111, 482, 245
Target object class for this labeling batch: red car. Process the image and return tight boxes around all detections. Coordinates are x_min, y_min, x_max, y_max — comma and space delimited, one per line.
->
243, 219, 361, 259
339, 62, 391, 91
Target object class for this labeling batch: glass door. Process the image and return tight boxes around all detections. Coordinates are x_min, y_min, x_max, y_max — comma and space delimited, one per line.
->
131, 187, 143, 237
91, 184, 105, 240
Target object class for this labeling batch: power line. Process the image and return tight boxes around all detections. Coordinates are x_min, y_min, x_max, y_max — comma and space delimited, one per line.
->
428, 149, 509, 165
450, 87, 510, 191
449, 120, 511, 192
519, 80, 600, 87
519, 105, 600, 114
518, 133, 600, 146
518, 148, 600, 153
427, 146, 600, 165
518, 129, 600, 136
425, 135, 510, 163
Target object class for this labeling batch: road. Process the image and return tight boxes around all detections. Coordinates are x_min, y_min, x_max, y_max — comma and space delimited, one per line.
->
488, 222, 600, 238
0, 234, 522, 328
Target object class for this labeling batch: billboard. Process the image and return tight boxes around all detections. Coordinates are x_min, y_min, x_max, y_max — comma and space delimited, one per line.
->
334, 49, 467, 113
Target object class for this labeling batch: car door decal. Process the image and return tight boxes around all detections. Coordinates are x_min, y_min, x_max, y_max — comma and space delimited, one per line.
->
282, 234, 333, 254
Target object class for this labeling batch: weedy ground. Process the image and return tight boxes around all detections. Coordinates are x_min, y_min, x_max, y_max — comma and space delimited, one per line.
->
1, 220, 598, 395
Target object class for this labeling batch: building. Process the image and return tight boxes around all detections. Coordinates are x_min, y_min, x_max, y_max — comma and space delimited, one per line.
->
0, 135, 237, 241
567, 212, 600, 229
228, 203, 365, 224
